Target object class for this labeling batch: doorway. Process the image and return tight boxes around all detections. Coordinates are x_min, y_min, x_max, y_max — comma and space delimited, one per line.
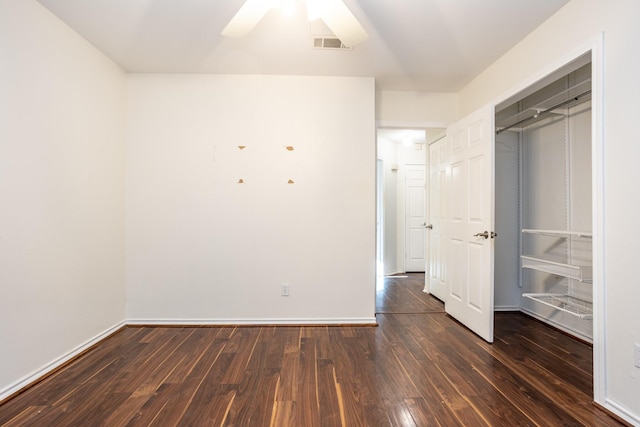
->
376, 128, 434, 278
494, 53, 595, 342
429, 43, 604, 402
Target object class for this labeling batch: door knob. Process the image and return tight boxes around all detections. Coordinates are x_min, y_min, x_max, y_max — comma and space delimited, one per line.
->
474, 231, 489, 239
425, 224, 433, 229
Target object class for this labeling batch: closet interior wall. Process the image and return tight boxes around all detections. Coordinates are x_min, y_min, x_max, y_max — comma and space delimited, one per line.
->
495, 59, 593, 342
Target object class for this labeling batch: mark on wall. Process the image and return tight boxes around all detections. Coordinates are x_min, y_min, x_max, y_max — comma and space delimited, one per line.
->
220, 145, 298, 185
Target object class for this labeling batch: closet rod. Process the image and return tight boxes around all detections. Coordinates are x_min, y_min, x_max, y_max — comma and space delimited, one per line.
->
496, 89, 591, 135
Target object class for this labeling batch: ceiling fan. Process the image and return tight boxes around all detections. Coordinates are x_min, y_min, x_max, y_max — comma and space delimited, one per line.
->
222, 0, 368, 47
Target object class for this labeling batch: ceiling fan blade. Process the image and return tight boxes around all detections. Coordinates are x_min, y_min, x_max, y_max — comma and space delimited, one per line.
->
320, 0, 368, 47
221, 0, 274, 38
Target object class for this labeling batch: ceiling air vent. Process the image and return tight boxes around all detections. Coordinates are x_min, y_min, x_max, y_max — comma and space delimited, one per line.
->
313, 36, 352, 50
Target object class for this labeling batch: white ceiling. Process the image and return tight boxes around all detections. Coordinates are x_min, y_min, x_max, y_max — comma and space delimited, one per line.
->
36, 0, 568, 92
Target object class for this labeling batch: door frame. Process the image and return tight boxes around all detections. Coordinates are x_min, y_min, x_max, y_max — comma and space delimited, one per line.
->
376, 124, 449, 277
487, 35, 605, 404
376, 159, 384, 280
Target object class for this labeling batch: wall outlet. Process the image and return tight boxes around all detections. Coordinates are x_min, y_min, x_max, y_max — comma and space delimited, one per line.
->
281, 284, 289, 297
635, 343, 640, 368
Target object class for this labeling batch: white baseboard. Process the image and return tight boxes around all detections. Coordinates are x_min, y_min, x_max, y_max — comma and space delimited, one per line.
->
126, 317, 378, 326
0, 321, 126, 402
603, 399, 640, 426
495, 305, 520, 312
383, 269, 403, 277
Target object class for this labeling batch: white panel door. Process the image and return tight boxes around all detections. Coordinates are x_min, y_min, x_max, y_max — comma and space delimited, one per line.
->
428, 138, 448, 301
445, 105, 495, 343
405, 164, 426, 272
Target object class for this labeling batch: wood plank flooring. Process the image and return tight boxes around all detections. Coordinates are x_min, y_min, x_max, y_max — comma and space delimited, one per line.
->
0, 274, 624, 426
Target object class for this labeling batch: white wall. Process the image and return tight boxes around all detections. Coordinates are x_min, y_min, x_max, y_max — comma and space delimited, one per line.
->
126, 74, 376, 323
0, 0, 126, 400
377, 138, 399, 275
377, 91, 458, 127
459, 0, 640, 422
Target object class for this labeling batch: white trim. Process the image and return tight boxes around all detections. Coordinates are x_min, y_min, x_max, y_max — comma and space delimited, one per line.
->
0, 321, 126, 402
384, 269, 404, 277
603, 399, 640, 426
494, 305, 520, 312
489, 38, 602, 112
424, 141, 431, 293
590, 32, 607, 408
397, 161, 406, 273
126, 317, 378, 326
376, 158, 385, 280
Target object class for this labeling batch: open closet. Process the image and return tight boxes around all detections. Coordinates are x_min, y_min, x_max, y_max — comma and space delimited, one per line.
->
494, 53, 593, 342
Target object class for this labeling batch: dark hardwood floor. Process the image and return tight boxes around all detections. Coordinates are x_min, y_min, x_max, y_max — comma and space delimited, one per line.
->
0, 274, 623, 426
376, 274, 445, 314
